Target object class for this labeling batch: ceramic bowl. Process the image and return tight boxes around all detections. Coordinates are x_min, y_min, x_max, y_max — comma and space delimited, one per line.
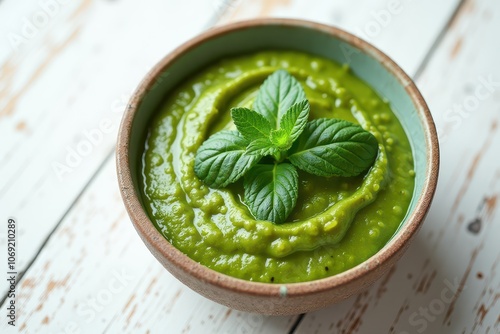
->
116, 18, 439, 315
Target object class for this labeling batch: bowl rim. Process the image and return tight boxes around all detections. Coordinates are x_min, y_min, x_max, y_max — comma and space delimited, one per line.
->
116, 18, 439, 298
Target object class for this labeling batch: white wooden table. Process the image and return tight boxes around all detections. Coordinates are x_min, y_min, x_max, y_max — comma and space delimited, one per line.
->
1, 0, 499, 333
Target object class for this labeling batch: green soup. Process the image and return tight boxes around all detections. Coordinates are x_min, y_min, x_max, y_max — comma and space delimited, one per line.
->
141, 51, 415, 283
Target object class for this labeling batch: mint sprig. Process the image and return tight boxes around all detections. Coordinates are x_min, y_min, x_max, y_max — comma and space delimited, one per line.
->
194, 69, 379, 224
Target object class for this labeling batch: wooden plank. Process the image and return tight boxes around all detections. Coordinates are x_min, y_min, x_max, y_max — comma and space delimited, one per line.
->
295, 0, 500, 332
0, 0, 467, 333
218, 0, 461, 75
0, 0, 221, 289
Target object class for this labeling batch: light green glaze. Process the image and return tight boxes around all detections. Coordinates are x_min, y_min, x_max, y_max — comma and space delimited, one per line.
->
141, 51, 415, 283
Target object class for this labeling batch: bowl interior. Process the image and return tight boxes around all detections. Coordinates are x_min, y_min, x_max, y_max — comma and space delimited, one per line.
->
128, 23, 430, 237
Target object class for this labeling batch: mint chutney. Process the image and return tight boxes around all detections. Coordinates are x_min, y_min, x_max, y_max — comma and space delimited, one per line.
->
140, 50, 415, 283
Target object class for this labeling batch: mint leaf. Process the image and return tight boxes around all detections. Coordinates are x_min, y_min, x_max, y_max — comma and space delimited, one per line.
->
244, 163, 298, 224
194, 130, 261, 188
288, 119, 378, 177
277, 99, 310, 149
253, 69, 306, 129
231, 107, 272, 142
246, 138, 277, 156
269, 129, 289, 149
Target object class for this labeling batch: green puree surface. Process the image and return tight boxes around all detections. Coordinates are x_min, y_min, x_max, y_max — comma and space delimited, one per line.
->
141, 51, 415, 283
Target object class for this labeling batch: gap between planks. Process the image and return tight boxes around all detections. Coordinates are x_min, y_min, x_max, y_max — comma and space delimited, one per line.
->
0, 148, 115, 306
412, 0, 469, 80
288, 314, 305, 334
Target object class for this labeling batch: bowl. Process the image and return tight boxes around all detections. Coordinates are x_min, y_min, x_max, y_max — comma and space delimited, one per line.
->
116, 18, 439, 315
